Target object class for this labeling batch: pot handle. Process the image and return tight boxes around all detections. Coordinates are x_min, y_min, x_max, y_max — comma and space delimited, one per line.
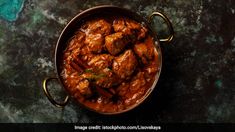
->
43, 77, 69, 108
148, 11, 174, 43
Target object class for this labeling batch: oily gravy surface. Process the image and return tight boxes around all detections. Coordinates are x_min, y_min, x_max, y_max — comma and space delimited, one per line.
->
60, 16, 160, 113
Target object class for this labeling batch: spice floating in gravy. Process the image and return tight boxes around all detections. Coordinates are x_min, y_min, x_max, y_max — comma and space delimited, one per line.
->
60, 17, 160, 113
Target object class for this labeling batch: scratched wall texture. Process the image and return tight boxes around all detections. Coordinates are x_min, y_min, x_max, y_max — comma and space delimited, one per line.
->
0, 0, 234, 123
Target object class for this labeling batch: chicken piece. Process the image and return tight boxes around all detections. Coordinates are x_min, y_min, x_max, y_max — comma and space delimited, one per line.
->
113, 18, 140, 33
95, 68, 121, 88
67, 31, 85, 50
66, 31, 86, 56
84, 33, 104, 53
133, 43, 148, 64
125, 19, 147, 40
113, 18, 128, 33
82, 19, 112, 53
125, 19, 141, 31
83, 19, 111, 36
112, 50, 138, 79
80, 46, 95, 62
133, 36, 155, 65
65, 72, 83, 87
105, 32, 130, 55
74, 31, 86, 42
113, 18, 147, 41
88, 54, 114, 70
76, 79, 92, 97
81, 68, 120, 88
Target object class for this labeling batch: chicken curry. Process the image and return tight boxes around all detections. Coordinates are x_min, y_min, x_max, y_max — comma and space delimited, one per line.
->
60, 16, 160, 113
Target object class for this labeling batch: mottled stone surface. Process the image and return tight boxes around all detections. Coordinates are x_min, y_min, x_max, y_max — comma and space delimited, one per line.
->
0, 0, 234, 123
0, 0, 25, 21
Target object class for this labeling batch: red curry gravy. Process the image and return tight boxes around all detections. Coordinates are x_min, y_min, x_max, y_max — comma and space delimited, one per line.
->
60, 16, 160, 113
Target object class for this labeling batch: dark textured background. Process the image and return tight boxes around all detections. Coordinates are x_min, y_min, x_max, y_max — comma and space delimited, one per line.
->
0, 0, 234, 123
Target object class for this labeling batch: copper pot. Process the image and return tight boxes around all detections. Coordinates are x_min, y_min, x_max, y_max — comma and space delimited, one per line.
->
42, 5, 174, 114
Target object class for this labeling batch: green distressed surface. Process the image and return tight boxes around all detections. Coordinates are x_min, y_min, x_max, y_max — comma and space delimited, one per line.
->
0, 0, 24, 21
0, 0, 235, 123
